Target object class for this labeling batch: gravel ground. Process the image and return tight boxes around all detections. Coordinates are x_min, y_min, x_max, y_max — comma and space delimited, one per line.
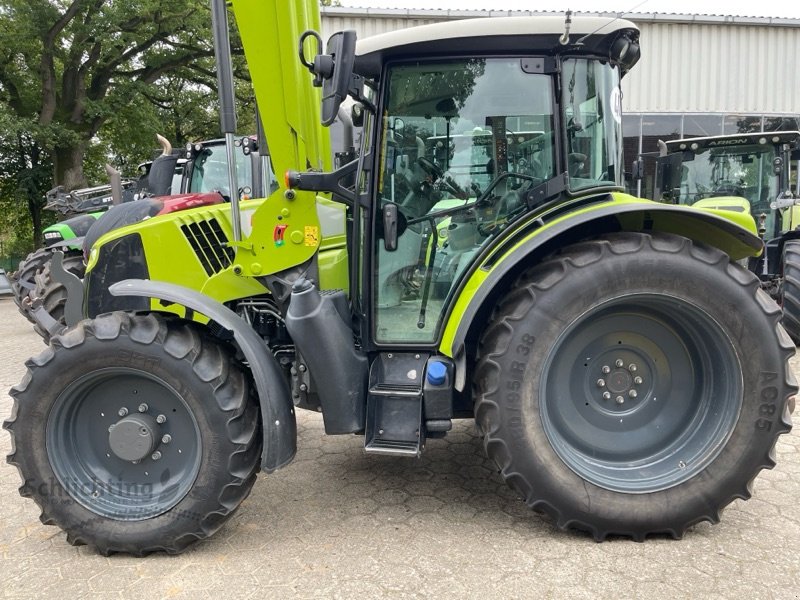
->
1, 295, 798, 599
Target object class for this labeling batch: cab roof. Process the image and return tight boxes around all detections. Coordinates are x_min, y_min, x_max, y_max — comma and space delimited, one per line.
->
355, 16, 639, 77
666, 131, 800, 151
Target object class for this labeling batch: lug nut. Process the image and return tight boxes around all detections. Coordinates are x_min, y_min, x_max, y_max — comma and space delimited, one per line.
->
601, 365, 611, 374
602, 391, 611, 401
596, 379, 606, 388
615, 359, 624, 368
138, 403, 149, 413
634, 376, 643, 385
151, 451, 162, 461
628, 364, 638, 373
118, 407, 128, 417
156, 414, 166, 424
161, 434, 172, 444
628, 390, 638, 398
615, 395, 625, 404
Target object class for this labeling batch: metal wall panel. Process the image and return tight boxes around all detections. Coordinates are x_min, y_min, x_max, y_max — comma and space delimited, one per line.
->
623, 22, 800, 114
320, 10, 800, 116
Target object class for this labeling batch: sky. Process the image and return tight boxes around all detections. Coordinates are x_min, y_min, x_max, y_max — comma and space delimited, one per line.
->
336, 0, 800, 19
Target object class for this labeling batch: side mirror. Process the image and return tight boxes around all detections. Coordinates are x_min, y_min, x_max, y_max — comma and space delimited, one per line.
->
299, 30, 357, 127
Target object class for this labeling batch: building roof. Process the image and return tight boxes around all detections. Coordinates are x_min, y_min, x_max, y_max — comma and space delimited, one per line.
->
324, 6, 800, 28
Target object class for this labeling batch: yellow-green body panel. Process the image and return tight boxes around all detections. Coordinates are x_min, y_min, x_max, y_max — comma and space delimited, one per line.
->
439, 192, 761, 357
785, 205, 800, 231
230, 0, 330, 176
225, 0, 333, 279
86, 195, 348, 320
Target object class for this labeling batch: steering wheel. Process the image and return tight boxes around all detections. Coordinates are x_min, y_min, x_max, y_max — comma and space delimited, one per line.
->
712, 180, 744, 197
417, 157, 467, 199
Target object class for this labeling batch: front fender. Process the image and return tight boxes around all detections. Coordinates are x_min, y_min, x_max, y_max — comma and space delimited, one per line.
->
440, 197, 763, 387
109, 279, 296, 473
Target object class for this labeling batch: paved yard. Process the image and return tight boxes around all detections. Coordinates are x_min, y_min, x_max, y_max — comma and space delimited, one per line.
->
1, 295, 799, 599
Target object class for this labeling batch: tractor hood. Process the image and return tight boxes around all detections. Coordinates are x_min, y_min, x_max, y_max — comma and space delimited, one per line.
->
230, 0, 332, 178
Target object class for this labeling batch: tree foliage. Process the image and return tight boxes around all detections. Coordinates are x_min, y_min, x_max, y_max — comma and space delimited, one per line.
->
0, 0, 253, 255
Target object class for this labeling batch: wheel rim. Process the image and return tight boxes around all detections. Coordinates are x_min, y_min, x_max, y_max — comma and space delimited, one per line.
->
46, 367, 202, 521
540, 294, 742, 493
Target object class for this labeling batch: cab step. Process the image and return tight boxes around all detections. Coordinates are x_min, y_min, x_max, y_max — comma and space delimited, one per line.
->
364, 353, 428, 456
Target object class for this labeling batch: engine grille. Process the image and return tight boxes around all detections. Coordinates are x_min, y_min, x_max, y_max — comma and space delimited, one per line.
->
180, 218, 235, 275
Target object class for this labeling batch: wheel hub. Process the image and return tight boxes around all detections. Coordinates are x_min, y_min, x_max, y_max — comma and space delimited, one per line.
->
593, 356, 647, 409
108, 414, 160, 462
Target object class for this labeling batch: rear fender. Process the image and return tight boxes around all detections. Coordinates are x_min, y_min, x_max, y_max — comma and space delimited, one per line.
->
109, 279, 297, 473
440, 197, 763, 389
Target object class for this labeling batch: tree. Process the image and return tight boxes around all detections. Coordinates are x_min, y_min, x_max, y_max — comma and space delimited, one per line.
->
0, 0, 224, 190
0, 119, 53, 249
0, 0, 252, 253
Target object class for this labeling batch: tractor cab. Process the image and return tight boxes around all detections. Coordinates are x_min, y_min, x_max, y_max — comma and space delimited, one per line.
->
656, 131, 800, 242
291, 16, 641, 345
183, 136, 276, 200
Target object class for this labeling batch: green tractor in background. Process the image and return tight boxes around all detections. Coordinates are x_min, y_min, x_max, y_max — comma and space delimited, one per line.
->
11, 135, 183, 323
4, 1, 795, 555
18, 132, 273, 341
654, 131, 800, 340
10, 175, 140, 317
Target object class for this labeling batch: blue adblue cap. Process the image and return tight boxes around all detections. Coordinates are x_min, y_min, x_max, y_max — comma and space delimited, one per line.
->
427, 361, 448, 386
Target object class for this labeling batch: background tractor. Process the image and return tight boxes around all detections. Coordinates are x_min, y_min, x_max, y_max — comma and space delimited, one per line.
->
10, 135, 183, 321
17, 133, 273, 341
3, 1, 795, 555
654, 131, 800, 340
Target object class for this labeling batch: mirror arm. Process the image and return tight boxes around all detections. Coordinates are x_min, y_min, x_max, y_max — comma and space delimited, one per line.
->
286, 156, 369, 207
348, 74, 375, 113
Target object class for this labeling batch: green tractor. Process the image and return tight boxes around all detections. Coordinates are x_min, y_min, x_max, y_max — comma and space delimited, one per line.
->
10, 177, 138, 317
20, 132, 272, 341
653, 131, 800, 340
4, 1, 795, 555
11, 136, 182, 324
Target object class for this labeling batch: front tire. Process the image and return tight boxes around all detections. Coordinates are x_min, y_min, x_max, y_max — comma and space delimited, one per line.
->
4, 312, 261, 555
474, 232, 795, 540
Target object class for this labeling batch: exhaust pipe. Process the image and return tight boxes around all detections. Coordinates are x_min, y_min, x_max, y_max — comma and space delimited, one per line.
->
105, 164, 123, 205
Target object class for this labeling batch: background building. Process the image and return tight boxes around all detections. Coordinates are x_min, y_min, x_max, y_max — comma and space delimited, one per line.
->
321, 7, 800, 196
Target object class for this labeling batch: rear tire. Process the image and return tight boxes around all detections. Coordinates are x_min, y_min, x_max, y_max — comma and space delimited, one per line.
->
4, 312, 261, 555
30, 252, 86, 343
474, 232, 795, 540
780, 239, 800, 344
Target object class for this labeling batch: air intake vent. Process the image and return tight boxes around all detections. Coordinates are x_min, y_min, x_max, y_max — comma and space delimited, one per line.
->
180, 218, 234, 275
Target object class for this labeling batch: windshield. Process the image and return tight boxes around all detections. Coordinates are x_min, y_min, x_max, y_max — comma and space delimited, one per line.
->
562, 59, 623, 191
374, 58, 556, 343
673, 143, 779, 238
675, 145, 777, 207
189, 143, 252, 197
